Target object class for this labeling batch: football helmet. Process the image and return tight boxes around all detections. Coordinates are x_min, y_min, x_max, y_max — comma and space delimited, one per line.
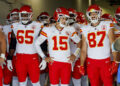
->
53, 7, 69, 27
102, 13, 113, 20
76, 12, 87, 23
38, 12, 50, 24
115, 7, 120, 23
19, 5, 32, 24
68, 8, 77, 19
10, 8, 19, 23
86, 4, 102, 23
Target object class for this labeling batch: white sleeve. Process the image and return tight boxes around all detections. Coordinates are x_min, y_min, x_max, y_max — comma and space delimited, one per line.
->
35, 35, 47, 59
70, 27, 81, 43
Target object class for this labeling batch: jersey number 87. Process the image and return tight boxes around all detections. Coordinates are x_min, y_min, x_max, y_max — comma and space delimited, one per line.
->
87, 31, 106, 48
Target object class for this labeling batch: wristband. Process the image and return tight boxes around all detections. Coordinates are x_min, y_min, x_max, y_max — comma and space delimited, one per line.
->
0, 53, 6, 60
74, 48, 80, 57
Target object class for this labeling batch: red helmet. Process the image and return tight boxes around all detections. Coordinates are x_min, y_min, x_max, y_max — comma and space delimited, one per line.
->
87, 4, 101, 12
11, 8, 19, 15
19, 5, 32, 24
40, 12, 49, 17
86, 4, 102, 23
68, 8, 77, 18
37, 12, 50, 23
115, 7, 120, 23
53, 7, 69, 21
19, 5, 32, 13
76, 12, 86, 23
10, 8, 19, 23
102, 13, 112, 20
68, 8, 77, 14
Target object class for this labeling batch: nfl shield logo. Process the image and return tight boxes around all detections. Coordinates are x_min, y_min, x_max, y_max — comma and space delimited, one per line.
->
32, 25, 36, 29
102, 25, 106, 30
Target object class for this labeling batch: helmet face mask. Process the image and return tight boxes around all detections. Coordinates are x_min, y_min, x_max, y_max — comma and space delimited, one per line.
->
88, 11, 100, 23
40, 16, 49, 24
38, 12, 50, 24
19, 5, 33, 25
11, 13, 19, 23
19, 12, 32, 24
69, 13, 76, 18
115, 14, 120, 23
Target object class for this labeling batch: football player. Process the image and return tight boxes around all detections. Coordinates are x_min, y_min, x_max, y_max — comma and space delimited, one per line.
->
3, 9, 19, 86
9, 5, 44, 86
71, 12, 88, 86
80, 4, 118, 86
35, 7, 81, 86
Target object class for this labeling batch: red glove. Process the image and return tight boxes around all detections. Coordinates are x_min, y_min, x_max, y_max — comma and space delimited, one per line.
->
79, 66, 85, 75
110, 61, 118, 75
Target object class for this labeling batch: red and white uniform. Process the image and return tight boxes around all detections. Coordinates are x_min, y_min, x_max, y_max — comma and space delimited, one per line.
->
81, 21, 114, 86
2, 25, 17, 85
82, 21, 113, 59
39, 25, 80, 84
12, 21, 43, 83
41, 26, 80, 62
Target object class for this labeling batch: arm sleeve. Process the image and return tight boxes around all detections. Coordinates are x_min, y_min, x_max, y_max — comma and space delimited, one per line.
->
8, 31, 17, 60
70, 27, 81, 43
9, 31, 17, 50
35, 29, 48, 58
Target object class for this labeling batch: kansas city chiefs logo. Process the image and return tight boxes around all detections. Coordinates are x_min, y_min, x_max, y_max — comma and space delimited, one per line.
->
101, 25, 106, 30
56, 8, 62, 12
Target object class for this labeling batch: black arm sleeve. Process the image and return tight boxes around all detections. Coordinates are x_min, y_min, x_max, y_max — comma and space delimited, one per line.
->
9, 37, 17, 50
8, 31, 17, 60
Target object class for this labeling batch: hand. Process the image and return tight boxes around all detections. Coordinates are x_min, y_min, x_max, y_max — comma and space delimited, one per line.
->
7, 60, 13, 71
39, 60, 47, 70
0, 62, 6, 69
109, 61, 118, 75
68, 54, 76, 63
45, 57, 54, 63
79, 65, 85, 75
0, 57, 5, 64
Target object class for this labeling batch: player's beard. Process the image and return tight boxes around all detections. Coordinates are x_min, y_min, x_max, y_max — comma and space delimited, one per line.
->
59, 22, 66, 28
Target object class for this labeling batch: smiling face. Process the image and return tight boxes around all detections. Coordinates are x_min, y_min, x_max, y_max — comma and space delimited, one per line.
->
89, 12, 99, 22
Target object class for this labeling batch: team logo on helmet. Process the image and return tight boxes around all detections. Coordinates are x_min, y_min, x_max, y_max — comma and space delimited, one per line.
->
56, 8, 62, 12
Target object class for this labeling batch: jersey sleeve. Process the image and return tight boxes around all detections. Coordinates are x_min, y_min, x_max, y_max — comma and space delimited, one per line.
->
69, 27, 80, 43
35, 27, 49, 58
40, 27, 48, 38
